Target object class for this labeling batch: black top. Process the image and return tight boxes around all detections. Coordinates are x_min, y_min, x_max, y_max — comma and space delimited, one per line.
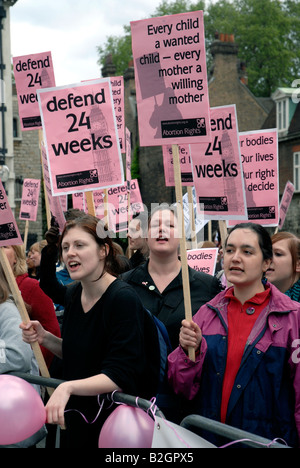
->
121, 260, 222, 350
40, 247, 160, 448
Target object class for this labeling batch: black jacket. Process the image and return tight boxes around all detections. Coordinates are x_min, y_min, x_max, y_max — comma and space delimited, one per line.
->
121, 260, 222, 350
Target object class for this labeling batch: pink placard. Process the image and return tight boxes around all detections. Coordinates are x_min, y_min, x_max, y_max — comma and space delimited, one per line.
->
191, 105, 247, 220
131, 10, 211, 146
187, 248, 218, 275
278, 181, 295, 229
37, 79, 124, 196
94, 179, 144, 232
19, 178, 41, 222
111, 77, 125, 152
228, 129, 279, 227
83, 76, 125, 152
13, 52, 56, 131
72, 192, 88, 213
41, 142, 66, 231
162, 144, 193, 186
0, 181, 23, 246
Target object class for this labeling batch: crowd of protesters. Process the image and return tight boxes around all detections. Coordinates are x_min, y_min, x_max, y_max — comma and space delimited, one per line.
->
1, 206, 300, 448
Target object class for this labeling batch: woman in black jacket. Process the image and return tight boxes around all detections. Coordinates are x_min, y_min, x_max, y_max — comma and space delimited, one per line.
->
121, 205, 221, 423
21, 214, 160, 448
122, 205, 222, 350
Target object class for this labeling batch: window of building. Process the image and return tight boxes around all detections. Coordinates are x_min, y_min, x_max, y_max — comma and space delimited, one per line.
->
277, 98, 288, 132
15, 176, 23, 200
13, 116, 22, 140
294, 152, 300, 192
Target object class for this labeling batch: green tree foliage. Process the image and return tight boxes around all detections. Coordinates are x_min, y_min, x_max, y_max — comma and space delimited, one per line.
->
97, 0, 300, 97
204, 0, 300, 96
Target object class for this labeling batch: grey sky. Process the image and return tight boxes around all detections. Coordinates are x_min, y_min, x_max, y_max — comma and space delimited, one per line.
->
10, 0, 162, 86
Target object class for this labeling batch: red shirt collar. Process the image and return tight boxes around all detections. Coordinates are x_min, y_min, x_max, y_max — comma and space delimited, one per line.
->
225, 284, 271, 305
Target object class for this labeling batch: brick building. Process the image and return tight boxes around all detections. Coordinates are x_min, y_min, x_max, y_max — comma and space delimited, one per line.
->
263, 87, 300, 235
12, 82, 44, 246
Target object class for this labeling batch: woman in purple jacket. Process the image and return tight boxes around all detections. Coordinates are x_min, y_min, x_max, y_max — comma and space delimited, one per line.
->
168, 223, 300, 447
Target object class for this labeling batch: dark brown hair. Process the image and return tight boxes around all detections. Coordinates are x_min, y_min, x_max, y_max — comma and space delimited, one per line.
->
59, 214, 122, 278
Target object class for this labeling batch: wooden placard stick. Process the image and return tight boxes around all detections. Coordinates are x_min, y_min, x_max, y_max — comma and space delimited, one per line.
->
85, 191, 96, 217
218, 219, 228, 253
23, 220, 29, 251
172, 144, 195, 362
0, 247, 53, 395
208, 221, 212, 242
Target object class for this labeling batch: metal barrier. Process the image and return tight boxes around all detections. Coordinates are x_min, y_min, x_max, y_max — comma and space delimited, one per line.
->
7, 372, 292, 448
180, 414, 290, 448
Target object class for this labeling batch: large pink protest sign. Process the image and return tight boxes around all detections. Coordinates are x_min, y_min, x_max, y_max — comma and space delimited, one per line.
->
163, 144, 193, 186
94, 179, 144, 232
278, 181, 295, 229
0, 181, 23, 246
191, 105, 247, 220
41, 142, 66, 231
131, 11, 211, 146
19, 178, 41, 222
229, 129, 279, 227
187, 248, 218, 275
37, 79, 124, 196
13, 52, 56, 131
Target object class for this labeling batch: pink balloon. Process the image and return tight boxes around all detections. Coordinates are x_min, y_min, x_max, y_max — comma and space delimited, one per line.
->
0, 375, 46, 445
98, 405, 154, 448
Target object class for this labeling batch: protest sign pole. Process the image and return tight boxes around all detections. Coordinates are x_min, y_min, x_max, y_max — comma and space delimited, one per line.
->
23, 220, 29, 250
0, 247, 53, 395
85, 192, 96, 217
218, 220, 227, 252
172, 144, 195, 362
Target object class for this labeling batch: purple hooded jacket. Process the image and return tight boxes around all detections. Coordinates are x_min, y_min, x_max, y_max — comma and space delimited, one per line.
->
168, 283, 300, 447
